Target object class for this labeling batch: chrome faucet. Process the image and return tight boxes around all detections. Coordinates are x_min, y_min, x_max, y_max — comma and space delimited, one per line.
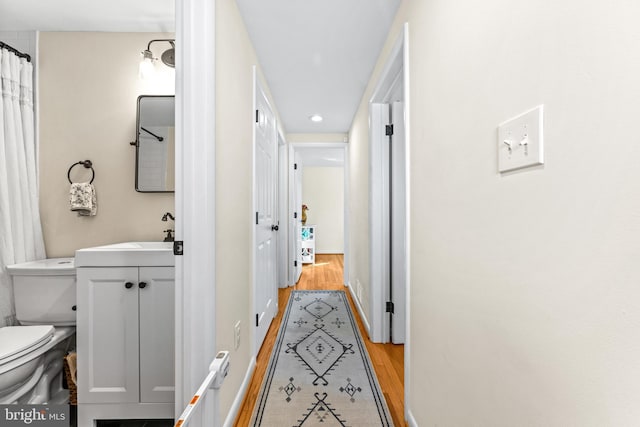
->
162, 212, 175, 221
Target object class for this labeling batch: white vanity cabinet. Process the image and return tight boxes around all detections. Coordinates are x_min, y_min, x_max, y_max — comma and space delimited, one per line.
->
76, 263, 174, 424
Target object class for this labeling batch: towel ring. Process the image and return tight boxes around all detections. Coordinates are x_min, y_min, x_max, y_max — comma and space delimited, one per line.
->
67, 160, 95, 184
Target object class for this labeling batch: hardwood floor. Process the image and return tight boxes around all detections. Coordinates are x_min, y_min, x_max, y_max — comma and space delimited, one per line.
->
233, 254, 405, 426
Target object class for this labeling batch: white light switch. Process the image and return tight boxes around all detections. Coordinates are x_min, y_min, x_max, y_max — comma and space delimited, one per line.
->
498, 105, 544, 172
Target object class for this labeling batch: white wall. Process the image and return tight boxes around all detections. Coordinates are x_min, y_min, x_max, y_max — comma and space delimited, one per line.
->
347, 104, 372, 321
350, 0, 640, 425
38, 32, 175, 257
302, 167, 343, 254
215, 0, 282, 418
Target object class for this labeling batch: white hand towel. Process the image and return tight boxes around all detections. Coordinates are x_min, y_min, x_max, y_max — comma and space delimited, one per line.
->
70, 183, 97, 216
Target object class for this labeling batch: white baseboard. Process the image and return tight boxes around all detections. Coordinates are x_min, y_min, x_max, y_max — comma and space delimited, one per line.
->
316, 250, 344, 254
222, 356, 256, 427
347, 281, 370, 337
407, 408, 418, 427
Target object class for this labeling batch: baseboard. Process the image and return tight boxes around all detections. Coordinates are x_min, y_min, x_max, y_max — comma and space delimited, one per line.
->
316, 251, 345, 255
222, 356, 256, 427
347, 281, 371, 337
407, 408, 418, 427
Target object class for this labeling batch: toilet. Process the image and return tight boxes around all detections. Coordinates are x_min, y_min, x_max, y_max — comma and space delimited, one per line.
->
0, 258, 76, 404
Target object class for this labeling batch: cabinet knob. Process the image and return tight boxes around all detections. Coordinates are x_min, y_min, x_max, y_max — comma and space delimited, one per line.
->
72, 305, 77, 311
125, 282, 134, 289
271, 224, 279, 231
139, 281, 147, 289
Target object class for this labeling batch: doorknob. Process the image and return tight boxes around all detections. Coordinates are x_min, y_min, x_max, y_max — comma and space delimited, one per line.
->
271, 225, 279, 231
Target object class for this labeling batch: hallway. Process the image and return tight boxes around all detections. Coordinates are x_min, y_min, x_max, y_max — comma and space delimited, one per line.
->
234, 254, 405, 426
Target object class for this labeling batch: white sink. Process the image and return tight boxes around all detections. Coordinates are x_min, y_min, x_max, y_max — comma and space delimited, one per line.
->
75, 241, 174, 267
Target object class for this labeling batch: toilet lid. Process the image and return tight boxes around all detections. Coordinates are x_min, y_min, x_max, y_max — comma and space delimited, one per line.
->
0, 325, 54, 364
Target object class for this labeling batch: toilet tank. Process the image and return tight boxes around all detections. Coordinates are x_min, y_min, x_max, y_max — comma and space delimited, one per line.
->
6, 258, 76, 326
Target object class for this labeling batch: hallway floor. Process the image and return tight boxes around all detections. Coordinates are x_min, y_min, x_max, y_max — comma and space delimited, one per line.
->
234, 254, 405, 426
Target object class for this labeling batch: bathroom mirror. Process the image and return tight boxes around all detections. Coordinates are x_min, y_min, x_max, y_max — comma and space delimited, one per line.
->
134, 95, 175, 192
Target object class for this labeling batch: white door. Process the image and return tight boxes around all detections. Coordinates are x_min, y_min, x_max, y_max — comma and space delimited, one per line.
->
254, 74, 278, 354
390, 101, 406, 344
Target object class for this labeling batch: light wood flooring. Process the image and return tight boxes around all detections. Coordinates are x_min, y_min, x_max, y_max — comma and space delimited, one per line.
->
233, 254, 405, 426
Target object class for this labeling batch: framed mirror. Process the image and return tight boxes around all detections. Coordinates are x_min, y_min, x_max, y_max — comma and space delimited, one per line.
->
134, 95, 175, 192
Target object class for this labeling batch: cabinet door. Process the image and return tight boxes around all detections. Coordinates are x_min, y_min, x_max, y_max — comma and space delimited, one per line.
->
139, 267, 175, 403
77, 267, 140, 404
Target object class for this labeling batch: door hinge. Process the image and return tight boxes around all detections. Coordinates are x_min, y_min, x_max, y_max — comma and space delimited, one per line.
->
385, 124, 394, 136
294, 212, 298, 219
256, 313, 259, 327
385, 301, 394, 313
294, 260, 298, 267
294, 163, 298, 170
256, 211, 259, 225
173, 241, 184, 256
255, 110, 260, 123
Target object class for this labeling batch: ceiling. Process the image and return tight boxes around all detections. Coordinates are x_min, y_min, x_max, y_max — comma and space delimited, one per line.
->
0, 0, 175, 32
236, 0, 401, 133
0, 0, 401, 133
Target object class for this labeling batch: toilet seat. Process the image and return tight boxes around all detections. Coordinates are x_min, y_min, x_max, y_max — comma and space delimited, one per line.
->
0, 325, 54, 367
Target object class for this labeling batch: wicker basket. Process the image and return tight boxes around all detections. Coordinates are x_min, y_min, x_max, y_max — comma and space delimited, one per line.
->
63, 353, 77, 405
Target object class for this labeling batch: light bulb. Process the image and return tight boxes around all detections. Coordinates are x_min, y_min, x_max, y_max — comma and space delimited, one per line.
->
139, 50, 155, 79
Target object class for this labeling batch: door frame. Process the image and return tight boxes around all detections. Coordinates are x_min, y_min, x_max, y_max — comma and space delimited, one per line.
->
175, 0, 218, 424
277, 131, 289, 288
369, 25, 407, 343
368, 23, 411, 421
288, 142, 349, 286
289, 145, 302, 284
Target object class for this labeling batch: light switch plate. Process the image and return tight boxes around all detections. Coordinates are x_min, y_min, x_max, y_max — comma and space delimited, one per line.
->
498, 105, 544, 172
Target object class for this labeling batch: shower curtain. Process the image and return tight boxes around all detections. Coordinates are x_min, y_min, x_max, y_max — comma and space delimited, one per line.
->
0, 48, 46, 327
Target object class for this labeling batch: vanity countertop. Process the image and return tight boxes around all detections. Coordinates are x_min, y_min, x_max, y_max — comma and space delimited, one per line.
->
75, 242, 174, 267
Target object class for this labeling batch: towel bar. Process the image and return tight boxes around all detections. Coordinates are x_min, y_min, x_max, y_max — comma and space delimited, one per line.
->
67, 160, 95, 184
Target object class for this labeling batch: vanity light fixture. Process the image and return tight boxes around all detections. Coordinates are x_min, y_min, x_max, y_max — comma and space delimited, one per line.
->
139, 39, 175, 79
309, 114, 323, 123
139, 49, 155, 79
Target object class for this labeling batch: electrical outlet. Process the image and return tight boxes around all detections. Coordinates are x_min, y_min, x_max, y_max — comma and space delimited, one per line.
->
234, 321, 241, 350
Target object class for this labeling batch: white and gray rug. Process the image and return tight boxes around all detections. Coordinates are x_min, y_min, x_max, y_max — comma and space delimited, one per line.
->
250, 290, 394, 426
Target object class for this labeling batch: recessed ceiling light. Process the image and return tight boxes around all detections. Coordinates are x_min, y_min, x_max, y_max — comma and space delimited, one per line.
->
309, 114, 323, 122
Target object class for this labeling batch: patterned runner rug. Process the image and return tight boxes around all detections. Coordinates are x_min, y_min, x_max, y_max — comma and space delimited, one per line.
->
250, 290, 394, 426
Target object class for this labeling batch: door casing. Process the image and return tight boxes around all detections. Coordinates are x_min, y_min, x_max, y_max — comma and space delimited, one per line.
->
175, 0, 218, 424
277, 133, 289, 288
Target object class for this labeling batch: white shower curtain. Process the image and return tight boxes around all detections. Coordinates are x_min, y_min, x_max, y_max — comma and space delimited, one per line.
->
0, 48, 46, 327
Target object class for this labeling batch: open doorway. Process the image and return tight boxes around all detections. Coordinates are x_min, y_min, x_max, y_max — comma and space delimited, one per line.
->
287, 142, 349, 287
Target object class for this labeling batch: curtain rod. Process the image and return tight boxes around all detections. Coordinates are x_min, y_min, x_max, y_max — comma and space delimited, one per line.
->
0, 41, 31, 62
